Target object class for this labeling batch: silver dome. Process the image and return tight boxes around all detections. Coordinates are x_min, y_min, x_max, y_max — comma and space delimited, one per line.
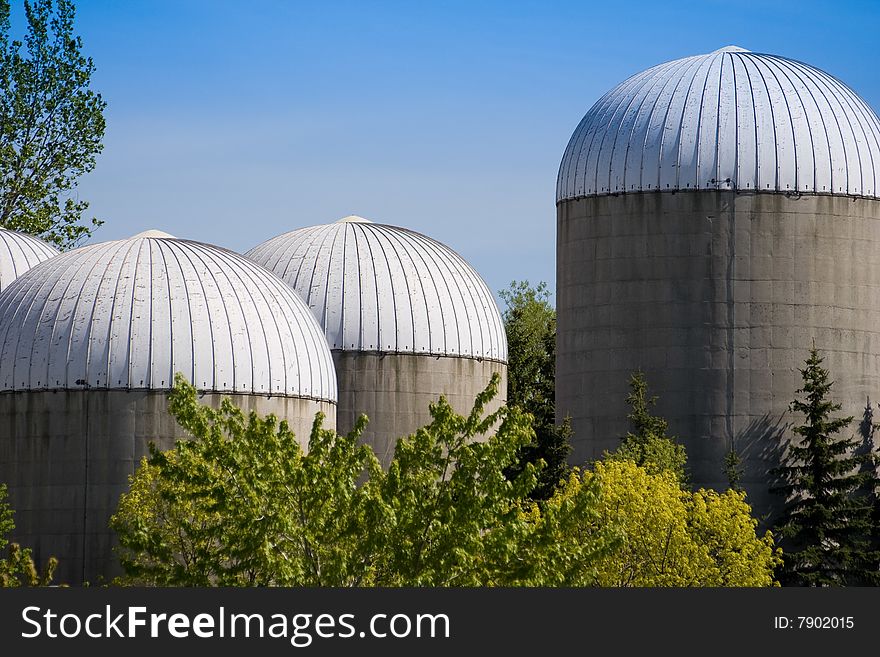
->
0, 228, 58, 293
246, 216, 507, 362
557, 46, 880, 201
0, 232, 337, 400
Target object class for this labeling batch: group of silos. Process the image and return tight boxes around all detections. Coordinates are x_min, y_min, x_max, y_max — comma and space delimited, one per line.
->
0, 218, 507, 585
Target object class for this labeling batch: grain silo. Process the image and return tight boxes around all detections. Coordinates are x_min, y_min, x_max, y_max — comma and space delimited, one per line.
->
0, 230, 337, 584
0, 228, 58, 292
246, 216, 507, 465
556, 46, 880, 519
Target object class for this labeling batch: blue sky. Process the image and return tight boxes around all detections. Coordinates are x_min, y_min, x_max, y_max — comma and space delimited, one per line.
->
15, 0, 880, 299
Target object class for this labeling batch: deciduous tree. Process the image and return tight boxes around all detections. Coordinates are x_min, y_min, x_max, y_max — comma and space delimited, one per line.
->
112, 373, 778, 587
112, 373, 614, 586
0, 483, 56, 586
111, 382, 383, 586
500, 280, 570, 499
585, 460, 780, 587
0, 0, 105, 249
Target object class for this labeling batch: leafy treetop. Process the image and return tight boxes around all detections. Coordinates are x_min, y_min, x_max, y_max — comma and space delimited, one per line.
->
111, 372, 779, 588
0, 483, 57, 586
0, 0, 105, 249
499, 280, 570, 500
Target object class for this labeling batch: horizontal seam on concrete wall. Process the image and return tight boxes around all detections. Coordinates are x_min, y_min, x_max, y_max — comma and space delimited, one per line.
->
556, 188, 880, 206
331, 349, 508, 366
0, 389, 338, 404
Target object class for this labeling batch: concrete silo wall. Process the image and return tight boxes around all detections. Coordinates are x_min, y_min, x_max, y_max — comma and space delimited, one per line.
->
557, 191, 880, 520
333, 352, 507, 466
0, 390, 335, 585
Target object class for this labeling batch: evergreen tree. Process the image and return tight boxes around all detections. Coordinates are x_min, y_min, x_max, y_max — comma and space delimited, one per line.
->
858, 399, 880, 575
773, 347, 880, 586
723, 449, 744, 492
609, 371, 688, 484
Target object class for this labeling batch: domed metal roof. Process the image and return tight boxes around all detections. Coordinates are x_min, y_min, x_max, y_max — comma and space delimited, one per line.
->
245, 218, 507, 362
0, 228, 58, 293
557, 46, 880, 201
0, 232, 337, 400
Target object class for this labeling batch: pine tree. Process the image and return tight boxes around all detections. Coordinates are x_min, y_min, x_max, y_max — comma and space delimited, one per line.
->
773, 347, 880, 586
609, 371, 688, 484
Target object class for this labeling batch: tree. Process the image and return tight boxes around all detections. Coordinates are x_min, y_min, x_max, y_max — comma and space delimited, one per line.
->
111, 380, 384, 586
112, 373, 784, 587
112, 372, 615, 586
723, 449, 744, 491
370, 376, 616, 586
499, 280, 571, 499
772, 347, 880, 586
0, 0, 105, 249
0, 483, 57, 586
583, 460, 780, 587
860, 400, 880, 570
609, 371, 688, 483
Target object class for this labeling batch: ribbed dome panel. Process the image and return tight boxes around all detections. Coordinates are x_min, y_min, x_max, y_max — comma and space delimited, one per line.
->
557, 47, 880, 201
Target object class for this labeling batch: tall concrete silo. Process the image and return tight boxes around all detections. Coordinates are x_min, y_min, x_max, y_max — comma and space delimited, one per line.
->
556, 46, 880, 519
246, 216, 508, 465
0, 230, 337, 584
0, 228, 58, 292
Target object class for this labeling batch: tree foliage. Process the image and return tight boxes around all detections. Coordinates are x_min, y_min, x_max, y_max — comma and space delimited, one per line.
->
723, 448, 744, 492
111, 386, 383, 586
608, 371, 688, 483
772, 347, 880, 586
0, 483, 57, 586
112, 373, 780, 587
371, 377, 611, 586
585, 460, 780, 587
0, 0, 105, 249
111, 373, 616, 587
499, 280, 570, 499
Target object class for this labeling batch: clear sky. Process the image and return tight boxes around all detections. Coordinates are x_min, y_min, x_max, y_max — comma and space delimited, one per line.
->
16, 0, 880, 300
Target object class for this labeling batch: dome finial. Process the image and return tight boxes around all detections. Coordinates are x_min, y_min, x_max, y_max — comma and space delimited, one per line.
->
336, 215, 372, 224
713, 45, 749, 53
131, 229, 175, 239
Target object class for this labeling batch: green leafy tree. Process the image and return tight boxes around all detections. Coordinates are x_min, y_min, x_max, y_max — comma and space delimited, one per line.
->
609, 371, 688, 483
111, 382, 383, 586
0, 0, 105, 249
584, 460, 780, 587
111, 373, 616, 587
113, 373, 781, 588
773, 347, 880, 586
0, 483, 57, 586
499, 280, 571, 499
370, 375, 614, 586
